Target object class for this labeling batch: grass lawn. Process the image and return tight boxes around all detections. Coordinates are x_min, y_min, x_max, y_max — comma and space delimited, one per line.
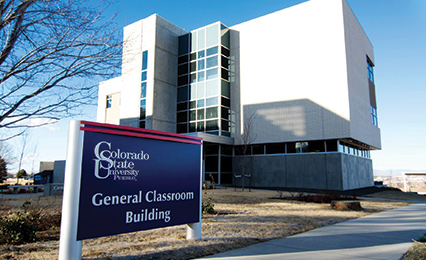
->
0, 189, 413, 259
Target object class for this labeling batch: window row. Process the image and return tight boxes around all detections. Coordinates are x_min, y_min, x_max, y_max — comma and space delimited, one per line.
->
176, 119, 231, 134
204, 155, 232, 173
178, 55, 229, 76
178, 23, 229, 55
177, 80, 230, 102
178, 45, 230, 65
177, 107, 230, 122
232, 140, 370, 159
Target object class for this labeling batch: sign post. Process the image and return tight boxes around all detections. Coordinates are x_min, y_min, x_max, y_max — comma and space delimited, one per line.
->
58, 120, 203, 259
58, 121, 83, 260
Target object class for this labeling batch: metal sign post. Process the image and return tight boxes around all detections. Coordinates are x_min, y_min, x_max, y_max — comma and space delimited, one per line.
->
58, 120, 83, 260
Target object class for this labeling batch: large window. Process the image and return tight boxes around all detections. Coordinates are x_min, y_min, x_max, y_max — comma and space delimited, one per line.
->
177, 23, 232, 136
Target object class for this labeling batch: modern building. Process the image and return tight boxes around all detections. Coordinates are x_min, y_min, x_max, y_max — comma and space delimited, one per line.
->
97, 0, 381, 191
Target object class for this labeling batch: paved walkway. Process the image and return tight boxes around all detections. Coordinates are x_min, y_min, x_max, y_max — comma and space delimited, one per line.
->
201, 203, 426, 260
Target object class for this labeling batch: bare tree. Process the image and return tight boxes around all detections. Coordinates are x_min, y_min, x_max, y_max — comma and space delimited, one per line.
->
0, 0, 122, 141
234, 112, 257, 191
0, 141, 13, 180
15, 130, 30, 184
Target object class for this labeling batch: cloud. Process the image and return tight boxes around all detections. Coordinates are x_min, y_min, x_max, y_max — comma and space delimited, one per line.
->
27, 118, 60, 131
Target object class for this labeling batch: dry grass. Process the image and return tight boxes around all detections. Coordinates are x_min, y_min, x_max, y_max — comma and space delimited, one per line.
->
0, 189, 409, 260
401, 242, 426, 260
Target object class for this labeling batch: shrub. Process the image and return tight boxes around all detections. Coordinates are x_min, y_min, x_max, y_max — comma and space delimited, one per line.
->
0, 211, 40, 244
417, 233, 426, 243
202, 197, 216, 214
18, 188, 27, 194
0, 201, 41, 245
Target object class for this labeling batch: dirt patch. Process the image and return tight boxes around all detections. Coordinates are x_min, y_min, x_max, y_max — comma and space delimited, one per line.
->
0, 189, 409, 259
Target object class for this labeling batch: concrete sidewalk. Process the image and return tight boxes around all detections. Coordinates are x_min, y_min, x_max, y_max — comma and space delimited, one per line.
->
200, 203, 426, 260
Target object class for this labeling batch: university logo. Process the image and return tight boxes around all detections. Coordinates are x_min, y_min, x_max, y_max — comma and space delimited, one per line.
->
93, 141, 150, 181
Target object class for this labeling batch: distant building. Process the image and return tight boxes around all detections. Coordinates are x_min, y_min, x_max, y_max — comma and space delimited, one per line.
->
97, 0, 381, 190
35, 161, 65, 185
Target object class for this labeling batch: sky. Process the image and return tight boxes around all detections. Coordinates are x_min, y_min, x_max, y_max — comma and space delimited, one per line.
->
7, 0, 426, 176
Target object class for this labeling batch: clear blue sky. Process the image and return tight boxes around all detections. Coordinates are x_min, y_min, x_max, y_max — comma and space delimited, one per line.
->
10, 0, 426, 175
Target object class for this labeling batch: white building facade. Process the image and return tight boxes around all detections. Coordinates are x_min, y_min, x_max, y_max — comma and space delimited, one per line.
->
97, 0, 381, 191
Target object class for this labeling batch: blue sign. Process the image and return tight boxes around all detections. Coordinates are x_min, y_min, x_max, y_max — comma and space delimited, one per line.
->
76, 123, 202, 240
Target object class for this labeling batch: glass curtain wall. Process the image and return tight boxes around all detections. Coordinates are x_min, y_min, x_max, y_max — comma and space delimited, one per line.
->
177, 22, 231, 137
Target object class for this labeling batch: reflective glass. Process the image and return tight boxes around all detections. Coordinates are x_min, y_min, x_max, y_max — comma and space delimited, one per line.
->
221, 68, 229, 80
206, 24, 219, 47
197, 121, 205, 132
206, 120, 219, 131
197, 99, 205, 108
178, 55, 189, 64
189, 110, 196, 121
189, 101, 196, 109
190, 73, 196, 83
221, 97, 230, 107
106, 96, 112, 108
142, 51, 148, 70
221, 46, 230, 57
206, 46, 218, 56
177, 123, 187, 133
221, 80, 230, 98
221, 120, 230, 132
221, 26, 230, 49
198, 50, 205, 59
140, 82, 146, 98
190, 84, 197, 100
177, 102, 188, 111
198, 29, 205, 50
206, 68, 218, 80
221, 56, 230, 69
178, 34, 189, 55
198, 71, 205, 82
206, 97, 218, 107
198, 59, 205, 70
197, 83, 204, 99
178, 64, 188, 75
178, 75, 188, 86
206, 80, 219, 97
206, 107, 218, 119
189, 122, 196, 132
190, 62, 197, 72
221, 107, 230, 120
206, 56, 218, 68
140, 99, 146, 120
141, 71, 147, 81
177, 86, 188, 102
191, 31, 197, 51
190, 53, 197, 61
197, 109, 204, 120
177, 111, 187, 123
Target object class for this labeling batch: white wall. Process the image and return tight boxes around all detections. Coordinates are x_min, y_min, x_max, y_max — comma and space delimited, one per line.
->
231, 0, 350, 144
97, 76, 123, 124
342, 0, 381, 149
